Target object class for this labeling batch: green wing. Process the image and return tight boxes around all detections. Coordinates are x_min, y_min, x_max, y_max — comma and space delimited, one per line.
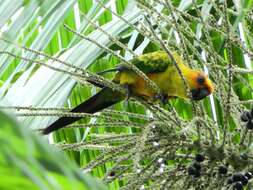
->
130, 51, 174, 73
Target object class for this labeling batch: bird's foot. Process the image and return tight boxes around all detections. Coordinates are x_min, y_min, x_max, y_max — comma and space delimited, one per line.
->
123, 84, 132, 100
153, 93, 168, 105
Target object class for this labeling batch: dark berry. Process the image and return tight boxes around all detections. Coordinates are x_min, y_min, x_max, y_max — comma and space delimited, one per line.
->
246, 120, 253, 129
188, 166, 197, 176
240, 153, 248, 160
241, 175, 248, 185
218, 165, 228, 174
108, 171, 116, 177
227, 177, 233, 184
192, 162, 201, 171
232, 173, 248, 185
241, 111, 251, 122
232, 173, 244, 181
246, 111, 252, 119
245, 172, 252, 179
194, 170, 201, 178
233, 182, 243, 190
195, 153, 205, 162
228, 172, 232, 177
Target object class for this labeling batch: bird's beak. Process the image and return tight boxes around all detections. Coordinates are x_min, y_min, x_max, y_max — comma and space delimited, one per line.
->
191, 88, 210, 101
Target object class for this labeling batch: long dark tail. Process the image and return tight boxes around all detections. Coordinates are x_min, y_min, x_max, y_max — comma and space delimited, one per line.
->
42, 87, 124, 135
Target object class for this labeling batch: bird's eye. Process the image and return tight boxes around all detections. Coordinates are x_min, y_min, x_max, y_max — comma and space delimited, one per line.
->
197, 75, 205, 85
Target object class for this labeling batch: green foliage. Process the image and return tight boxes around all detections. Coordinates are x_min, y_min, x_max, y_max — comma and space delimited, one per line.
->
0, 110, 107, 190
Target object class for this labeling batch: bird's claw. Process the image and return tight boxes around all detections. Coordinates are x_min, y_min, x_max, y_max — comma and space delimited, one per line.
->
123, 84, 132, 101
154, 93, 168, 105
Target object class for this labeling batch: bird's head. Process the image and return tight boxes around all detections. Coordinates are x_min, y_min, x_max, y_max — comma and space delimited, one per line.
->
185, 71, 214, 101
169, 52, 214, 101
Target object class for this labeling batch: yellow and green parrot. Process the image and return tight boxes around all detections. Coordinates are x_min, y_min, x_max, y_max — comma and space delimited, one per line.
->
42, 51, 214, 134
